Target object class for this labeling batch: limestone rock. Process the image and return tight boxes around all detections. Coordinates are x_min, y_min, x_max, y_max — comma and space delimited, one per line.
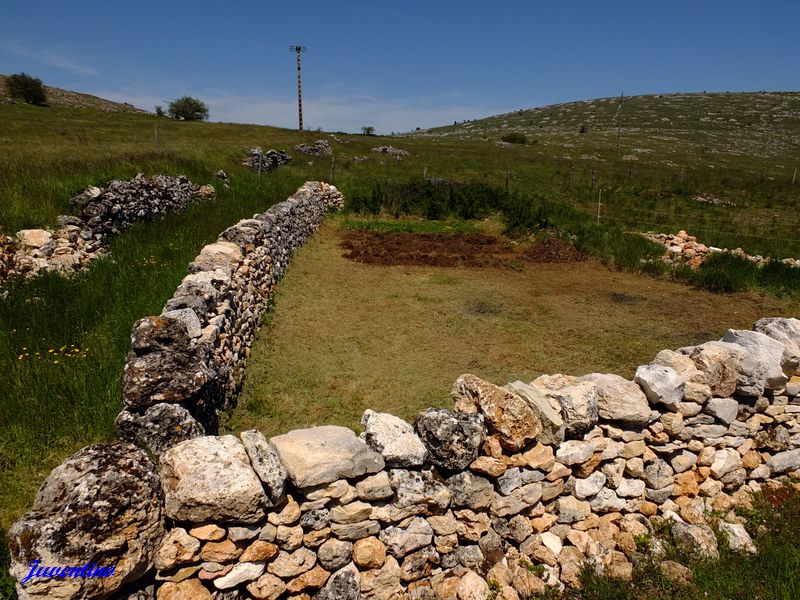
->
355, 471, 394, 501
353, 536, 387, 569
414, 408, 484, 471
8, 443, 164, 600
389, 468, 452, 512
240, 429, 288, 504
704, 398, 739, 425
652, 349, 712, 404
574, 471, 607, 498
116, 403, 205, 457
380, 517, 434, 558
214, 562, 266, 590
457, 569, 489, 600
532, 374, 598, 435
671, 523, 719, 560
491, 482, 543, 517
270, 425, 384, 488
157, 580, 213, 600
159, 435, 267, 523
123, 316, 219, 410
314, 563, 361, 600
754, 317, 800, 376
246, 573, 286, 600
557, 496, 592, 523
361, 409, 428, 467
155, 528, 201, 570
582, 373, 651, 425
505, 380, 565, 444
446, 471, 494, 510
634, 364, 684, 410
361, 555, 403, 599
766, 448, 800, 474
451, 375, 539, 451
331, 501, 374, 524
719, 522, 757, 554
317, 539, 352, 572
722, 329, 789, 390
267, 549, 316, 578
556, 440, 595, 465
684, 341, 766, 398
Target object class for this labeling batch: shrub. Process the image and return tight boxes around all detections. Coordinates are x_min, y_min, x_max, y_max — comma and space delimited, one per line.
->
155, 105, 165, 117
7, 72, 46, 105
168, 96, 209, 121
501, 132, 527, 144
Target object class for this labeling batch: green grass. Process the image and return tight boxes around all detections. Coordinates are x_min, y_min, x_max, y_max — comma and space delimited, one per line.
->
567, 484, 800, 600
225, 217, 797, 439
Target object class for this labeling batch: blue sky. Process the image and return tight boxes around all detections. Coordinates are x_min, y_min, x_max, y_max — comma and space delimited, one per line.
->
2, 1, 798, 133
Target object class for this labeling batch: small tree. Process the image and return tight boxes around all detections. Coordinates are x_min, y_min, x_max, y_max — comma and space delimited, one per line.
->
168, 96, 209, 121
155, 105, 165, 117
7, 72, 46, 105
361, 126, 376, 136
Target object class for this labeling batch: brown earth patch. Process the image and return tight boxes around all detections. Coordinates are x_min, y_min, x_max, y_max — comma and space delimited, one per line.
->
340, 231, 586, 268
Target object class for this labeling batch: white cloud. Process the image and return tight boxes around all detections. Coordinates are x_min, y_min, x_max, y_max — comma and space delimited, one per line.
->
0, 41, 99, 77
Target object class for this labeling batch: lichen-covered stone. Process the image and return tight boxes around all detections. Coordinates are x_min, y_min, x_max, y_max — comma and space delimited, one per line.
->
159, 435, 267, 523
414, 408, 484, 471
8, 443, 164, 600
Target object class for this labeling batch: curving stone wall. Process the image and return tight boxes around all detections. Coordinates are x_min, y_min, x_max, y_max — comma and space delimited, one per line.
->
8, 182, 800, 600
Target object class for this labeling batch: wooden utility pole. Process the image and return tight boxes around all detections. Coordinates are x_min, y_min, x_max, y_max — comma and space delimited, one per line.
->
289, 45, 307, 131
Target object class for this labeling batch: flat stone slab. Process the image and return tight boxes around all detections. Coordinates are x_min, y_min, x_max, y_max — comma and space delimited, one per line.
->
270, 426, 384, 488
159, 435, 268, 523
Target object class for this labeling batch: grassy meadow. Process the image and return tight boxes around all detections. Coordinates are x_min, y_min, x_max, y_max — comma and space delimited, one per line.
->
1, 91, 800, 598
225, 216, 797, 438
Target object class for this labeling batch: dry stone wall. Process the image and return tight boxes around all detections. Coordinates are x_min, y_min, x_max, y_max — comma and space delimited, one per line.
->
116, 181, 345, 455
8, 181, 800, 600
0, 174, 215, 282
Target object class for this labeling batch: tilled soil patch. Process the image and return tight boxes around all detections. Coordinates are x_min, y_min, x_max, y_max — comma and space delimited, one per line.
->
340, 230, 586, 268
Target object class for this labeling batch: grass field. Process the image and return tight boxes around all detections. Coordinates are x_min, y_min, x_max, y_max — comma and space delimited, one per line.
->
1, 91, 800, 598
225, 216, 797, 437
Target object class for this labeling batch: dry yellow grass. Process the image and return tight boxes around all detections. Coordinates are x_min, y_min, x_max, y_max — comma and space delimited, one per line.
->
224, 218, 798, 437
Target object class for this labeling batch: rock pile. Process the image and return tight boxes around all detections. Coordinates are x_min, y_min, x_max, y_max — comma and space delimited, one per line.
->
242, 148, 292, 172
11, 314, 800, 599
693, 195, 735, 207
371, 146, 409, 158
643, 230, 800, 269
295, 140, 332, 157
1, 174, 214, 282
116, 182, 345, 456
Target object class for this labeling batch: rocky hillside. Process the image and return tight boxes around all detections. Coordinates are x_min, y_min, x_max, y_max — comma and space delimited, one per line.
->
0, 74, 146, 113
415, 91, 800, 167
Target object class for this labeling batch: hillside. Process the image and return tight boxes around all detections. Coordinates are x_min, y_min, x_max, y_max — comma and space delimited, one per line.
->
415, 91, 800, 174
0, 73, 145, 113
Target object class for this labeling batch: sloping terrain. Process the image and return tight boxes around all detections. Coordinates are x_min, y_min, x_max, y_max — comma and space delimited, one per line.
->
0, 73, 145, 112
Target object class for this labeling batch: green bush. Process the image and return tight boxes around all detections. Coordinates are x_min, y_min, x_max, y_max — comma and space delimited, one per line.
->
167, 96, 209, 121
7, 72, 46, 106
501, 132, 527, 144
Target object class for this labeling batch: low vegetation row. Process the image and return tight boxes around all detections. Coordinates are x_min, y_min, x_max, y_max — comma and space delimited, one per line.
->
345, 178, 800, 297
